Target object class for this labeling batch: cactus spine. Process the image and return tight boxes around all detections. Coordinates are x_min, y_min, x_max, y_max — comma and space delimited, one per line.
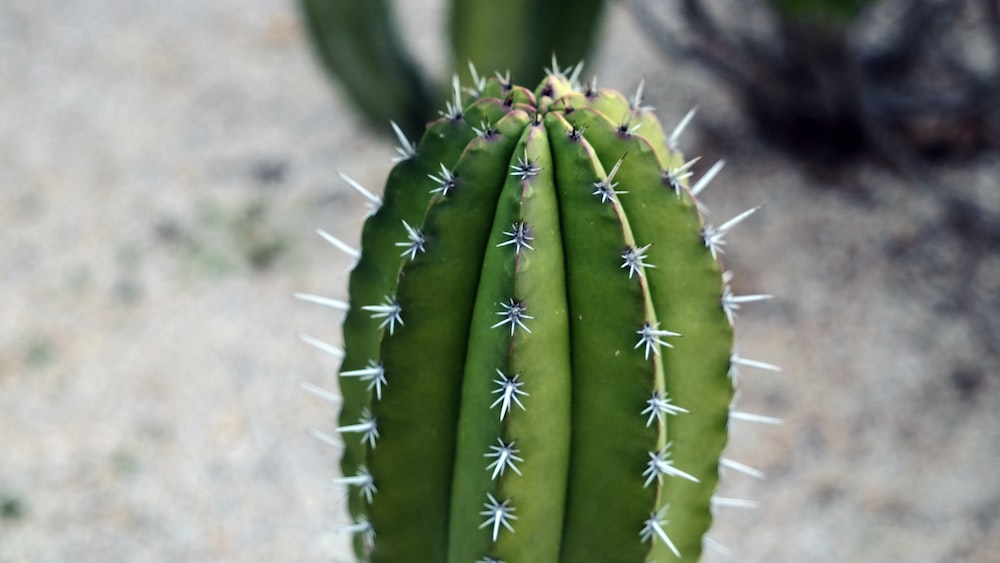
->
303, 64, 774, 562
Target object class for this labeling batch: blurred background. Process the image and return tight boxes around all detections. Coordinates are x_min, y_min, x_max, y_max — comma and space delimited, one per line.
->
1, 0, 998, 561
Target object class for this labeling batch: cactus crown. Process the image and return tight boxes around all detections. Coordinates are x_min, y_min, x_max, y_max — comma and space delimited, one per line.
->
303, 63, 774, 563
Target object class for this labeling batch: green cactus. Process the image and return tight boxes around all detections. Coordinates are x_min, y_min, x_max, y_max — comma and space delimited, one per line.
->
297, 0, 606, 139
300, 64, 776, 562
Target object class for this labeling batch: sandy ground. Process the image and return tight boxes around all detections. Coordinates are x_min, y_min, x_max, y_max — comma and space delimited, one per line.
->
2, 1, 999, 562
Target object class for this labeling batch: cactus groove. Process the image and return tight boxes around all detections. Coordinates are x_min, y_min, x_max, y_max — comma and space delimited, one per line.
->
310, 63, 773, 562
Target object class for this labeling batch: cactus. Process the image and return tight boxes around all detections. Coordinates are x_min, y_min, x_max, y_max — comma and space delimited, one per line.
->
300, 63, 777, 562
297, 0, 606, 138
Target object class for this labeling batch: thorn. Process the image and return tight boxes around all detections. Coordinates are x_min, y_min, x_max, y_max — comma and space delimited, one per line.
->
720, 457, 767, 479
338, 409, 379, 448
510, 148, 540, 180
635, 322, 681, 359
643, 444, 700, 487
584, 75, 598, 98
642, 390, 689, 427
428, 162, 458, 196
668, 107, 697, 151
703, 206, 760, 259
621, 244, 654, 278
338, 172, 382, 215
567, 60, 585, 88
630, 78, 654, 112
490, 369, 528, 421
440, 74, 463, 120
729, 353, 781, 381
293, 292, 349, 311
335, 465, 377, 504
640, 506, 681, 558
362, 296, 403, 335
299, 380, 342, 405
484, 438, 523, 480
690, 159, 725, 198
479, 493, 517, 542
491, 299, 533, 335
299, 334, 344, 359
722, 281, 773, 324
711, 496, 759, 510
340, 360, 387, 400
466, 62, 486, 96
389, 121, 417, 162
592, 154, 628, 203
497, 221, 534, 254
338, 517, 375, 546
308, 427, 343, 450
545, 52, 563, 76
472, 120, 498, 138
395, 219, 426, 260
703, 536, 731, 557
316, 228, 361, 259
663, 156, 701, 196
729, 410, 783, 426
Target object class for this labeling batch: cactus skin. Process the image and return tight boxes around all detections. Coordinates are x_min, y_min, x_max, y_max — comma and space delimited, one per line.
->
325, 66, 763, 562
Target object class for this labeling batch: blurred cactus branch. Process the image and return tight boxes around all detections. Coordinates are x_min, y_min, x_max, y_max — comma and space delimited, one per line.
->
298, 0, 435, 138
627, 0, 1000, 243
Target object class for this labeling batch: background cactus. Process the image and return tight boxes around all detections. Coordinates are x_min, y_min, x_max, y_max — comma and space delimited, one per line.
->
297, 0, 606, 138
300, 64, 776, 562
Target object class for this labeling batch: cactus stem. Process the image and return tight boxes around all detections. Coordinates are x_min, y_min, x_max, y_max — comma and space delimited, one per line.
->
395, 220, 426, 260
510, 148, 540, 179
497, 221, 535, 254
316, 228, 361, 259
642, 390, 689, 427
484, 438, 524, 480
299, 333, 345, 359
720, 457, 767, 480
361, 296, 403, 334
336, 466, 378, 503
479, 493, 517, 542
389, 121, 417, 162
293, 292, 350, 311
490, 369, 529, 421
711, 496, 760, 510
308, 427, 343, 450
340, 361, 387, 400
338, 410, 379, 448
621, 244, 655, 278
643, 444, 700, 487
338, 172, 383, 213
663, 156, 701, 196
667, 107, 698, 151
491, 299, 533, 334
428, 163, 459, 196
640, 506, 681, 558
703, 206, 761, 258
299, 380, 343, 405
729, 410, 783, 426
635, 322, 681, 359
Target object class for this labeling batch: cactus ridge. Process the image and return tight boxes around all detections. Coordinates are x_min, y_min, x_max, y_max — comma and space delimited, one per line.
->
303, 66, 775, 562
